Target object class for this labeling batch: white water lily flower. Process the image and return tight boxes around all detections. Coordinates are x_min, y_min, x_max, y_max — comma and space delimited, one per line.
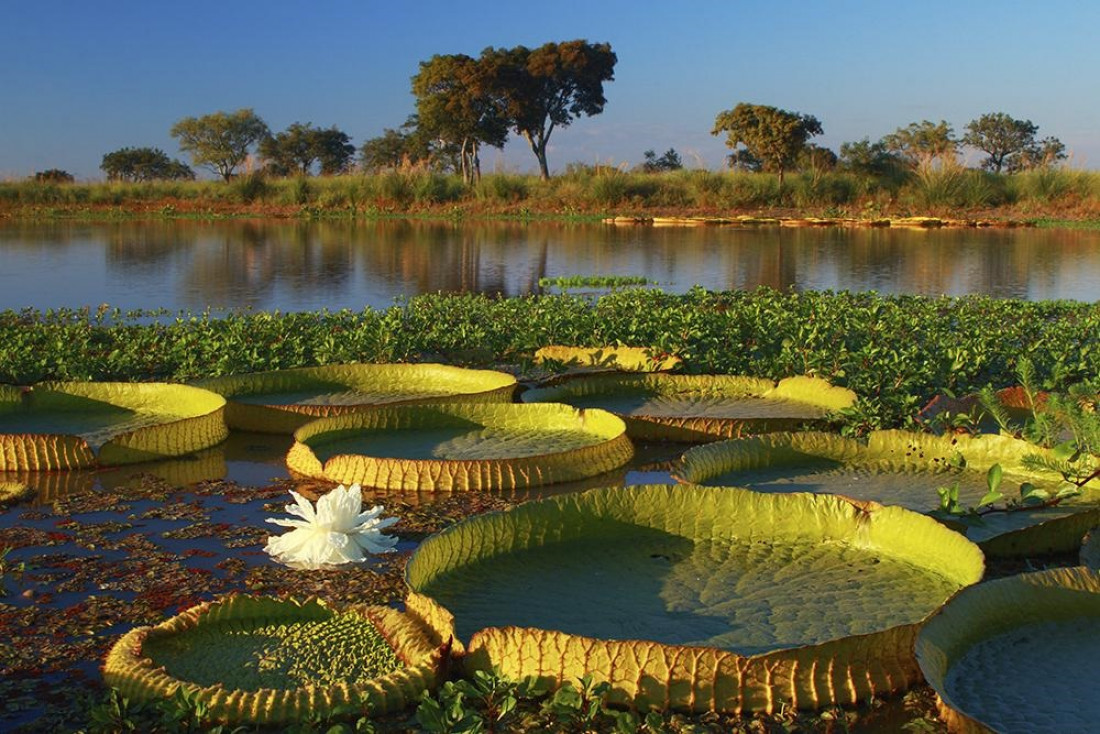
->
264, 483, 398, 570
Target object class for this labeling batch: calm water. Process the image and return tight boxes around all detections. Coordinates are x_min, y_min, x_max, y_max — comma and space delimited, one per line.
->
1, 219, 1098, 312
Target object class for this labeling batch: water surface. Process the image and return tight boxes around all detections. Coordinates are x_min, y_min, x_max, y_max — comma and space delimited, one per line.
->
1, 220, 1097, 312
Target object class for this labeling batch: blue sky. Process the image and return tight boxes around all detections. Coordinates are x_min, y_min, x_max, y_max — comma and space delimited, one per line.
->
3, 0, 1099, 180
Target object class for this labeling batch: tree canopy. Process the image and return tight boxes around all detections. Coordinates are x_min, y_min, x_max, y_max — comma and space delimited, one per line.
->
170, 108, 270, 181
100, 147, 194, 182
881, 120, 957, 170
962, 112, 1065, 173
259, 123, 355, 176
487, 40, 617, 179
640, 148, 683, 173
412, 53, 509, 183
711, 103, 823, 186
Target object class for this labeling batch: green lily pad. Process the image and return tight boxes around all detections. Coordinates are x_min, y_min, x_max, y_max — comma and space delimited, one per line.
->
286, 403, 634, 491
406, 484, 982, 713
916, 567, 1100, 734
521, 374, 855, 442
675, 430, 1099, 557
104, 594, 446, 725
0, 382, 228, 470
195, 363, 517, 434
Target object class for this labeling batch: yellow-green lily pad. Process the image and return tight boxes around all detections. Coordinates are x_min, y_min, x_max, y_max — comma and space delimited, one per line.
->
0, 382, 227, 470
916, 567, 1100, 733
104, 594, 446, 726
521, 374, 854, 442
286, 403, 633, 491
674, 430, 1099, 557
195, 363, 517, 434
406, 484, 983, 714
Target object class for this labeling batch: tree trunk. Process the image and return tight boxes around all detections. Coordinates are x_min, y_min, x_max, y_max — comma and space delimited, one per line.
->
525, 132, 551, 180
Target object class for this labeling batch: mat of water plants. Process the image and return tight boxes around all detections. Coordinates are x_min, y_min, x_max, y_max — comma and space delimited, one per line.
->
407, 484, 982, 713
675, 430, 1100, 556
0, 382, 227, 469
916, 567, 1100, 733
195, 363, 516, 433
286, 403, 633, 490
522, 374, 855, 441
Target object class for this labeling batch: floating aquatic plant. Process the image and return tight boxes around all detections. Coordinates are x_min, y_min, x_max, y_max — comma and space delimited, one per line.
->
265, 483, 398, 570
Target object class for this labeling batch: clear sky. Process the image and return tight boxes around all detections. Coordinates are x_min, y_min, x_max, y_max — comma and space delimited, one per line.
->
3, 0, 1099, 180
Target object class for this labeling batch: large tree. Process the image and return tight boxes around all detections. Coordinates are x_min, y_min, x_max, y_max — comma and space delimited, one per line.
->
711, 103, 823, 186
881, 120, 957, 170
101, 147, 194, 182
412, 53, 509, 183
260, 123, 355, 176
170, 108, 269, 181
488, 40, 616, 179
962, 112, 1065, 173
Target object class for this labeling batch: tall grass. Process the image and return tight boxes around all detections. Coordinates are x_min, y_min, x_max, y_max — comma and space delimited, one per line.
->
4, 167, 1100, 217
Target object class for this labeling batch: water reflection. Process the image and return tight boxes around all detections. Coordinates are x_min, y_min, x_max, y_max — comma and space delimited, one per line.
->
0, 220, 1097, 312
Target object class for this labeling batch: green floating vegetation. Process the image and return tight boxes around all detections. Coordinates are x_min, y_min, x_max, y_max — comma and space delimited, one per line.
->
406, 484, 983, 714
194, 363, 516, 434
286, 402, 633, 491
675, 430, 1100, 557
522, 374, 855, 442
104, 594, 446, 726
538, 275, 656, 290
916, 567, 1100, 734
0, 381, 227, 470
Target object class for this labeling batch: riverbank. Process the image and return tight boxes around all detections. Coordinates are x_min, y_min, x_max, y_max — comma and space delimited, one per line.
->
4, 168, 1100, 226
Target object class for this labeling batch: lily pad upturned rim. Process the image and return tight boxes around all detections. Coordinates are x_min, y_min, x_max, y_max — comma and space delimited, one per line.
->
285, 402, 634, 491
915, 567, 1100, 734
533, 345, 683, 372
103, 594, 446, 725
193, 363, 518, 434
520, 374, 856, 442
673, 429, 1096, 557
405, 484, 983, 714
0, 381, 228, 470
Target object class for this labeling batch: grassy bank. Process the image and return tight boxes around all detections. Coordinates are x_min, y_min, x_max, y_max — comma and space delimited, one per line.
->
4, 167, 1100, 221
2, 289, 1096, 430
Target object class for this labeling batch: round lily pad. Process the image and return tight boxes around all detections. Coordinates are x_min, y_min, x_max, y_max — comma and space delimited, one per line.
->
675, 430, 1100, 557
0, 382, 228, 470
405, 484, 983, 714
916, 567, 1100, 734
195, 363, 517, 434
521, 374, 855, 442
104, 595, 446, 725
286, 403, 633, 491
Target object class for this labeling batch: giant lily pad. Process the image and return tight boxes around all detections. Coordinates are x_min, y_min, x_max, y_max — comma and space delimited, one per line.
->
286, 403, 633, 491
104, 594, 446, 726
521, 374, 855, 442
0, 382, 227, 470
674, 430, 1100, 557
406, 484, 983, 714
915, 567, 1100, 733
195, 363, 517, 434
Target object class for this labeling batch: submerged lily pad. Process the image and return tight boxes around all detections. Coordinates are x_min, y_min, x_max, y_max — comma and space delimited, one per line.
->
286, 403, 633, 491
0, 382, 228, 470
406, 484, 982, 714
521, 374, 855, 442
675, 430, 1100, 557
534, 345, 682, 372
104, 594, 445, 725
916, 567, 1100, 733
195, 363, 517, 434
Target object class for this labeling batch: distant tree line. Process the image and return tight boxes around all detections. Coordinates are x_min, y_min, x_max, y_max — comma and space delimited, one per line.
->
47, 37, 1064, 186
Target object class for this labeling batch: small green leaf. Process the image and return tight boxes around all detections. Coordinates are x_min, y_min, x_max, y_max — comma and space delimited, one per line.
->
977, 490, 1004, 508
986, 464, 1003, 494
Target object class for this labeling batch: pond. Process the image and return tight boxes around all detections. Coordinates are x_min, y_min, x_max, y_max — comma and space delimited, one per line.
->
1, 219, 1098, 313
